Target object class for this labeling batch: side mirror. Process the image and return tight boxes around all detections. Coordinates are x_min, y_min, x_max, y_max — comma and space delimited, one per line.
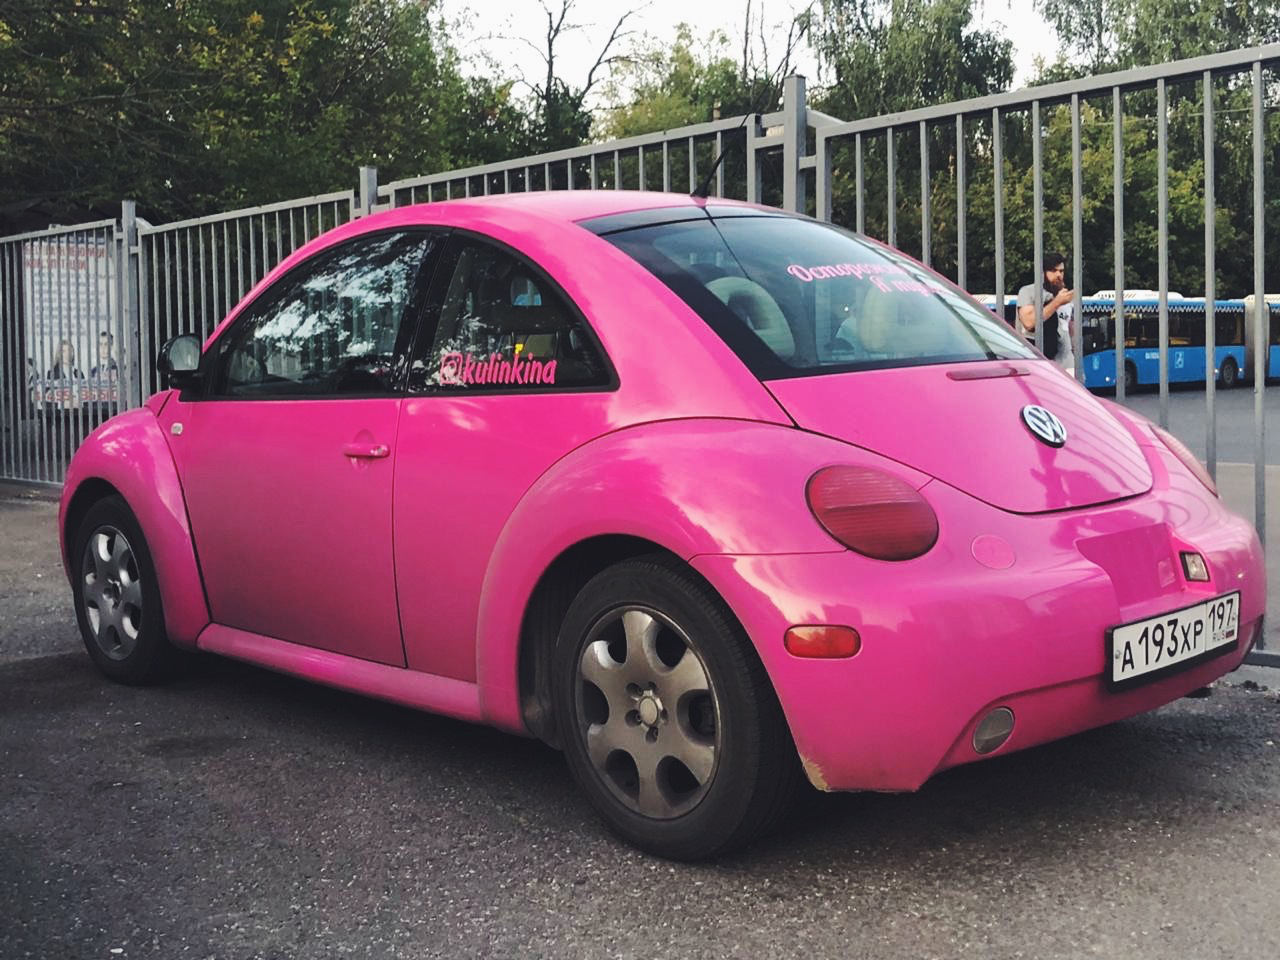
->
157, 334, 202, 391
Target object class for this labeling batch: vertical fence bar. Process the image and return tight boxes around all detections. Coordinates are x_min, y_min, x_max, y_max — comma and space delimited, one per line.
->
919, 120, 931, 267
639, 148, 646, 191
247, 218, 257, 290
260, 214, 270, 277
746, 126, 759, 204
662, 142, 671, 192
590, 154, 598, 189
4, 244, 14, 478
956, 115, 966, 290
614, 152, 622, 190
183, 229, 194, 335
816, 133, 832, 223
1252, 60, 1266, 548
1114, 87, 1127, 403
1072, 94, 1084, 380
688, 137, 696, 193
1204, 70, 1217, 475
715, 132, 724, 197
210, 225, 221, 334
886, 128, 896, 247
1157, 79, 1170, 425
199, 226, 209, 337
142, 235, 152, 403
0, 245, 11, 478
82, 232, 94, 431
69, 234, 82, 454
7, 244, 20, 477
235, 219, 245, 300
53, 235, 65, 479
222, 221, 232, 317
993, 108, 1005, 316
855, 133, 865, 233
1033, 100, 1044, 353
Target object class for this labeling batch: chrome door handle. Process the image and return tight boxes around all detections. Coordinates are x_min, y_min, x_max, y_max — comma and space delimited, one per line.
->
342, 442, 390, 459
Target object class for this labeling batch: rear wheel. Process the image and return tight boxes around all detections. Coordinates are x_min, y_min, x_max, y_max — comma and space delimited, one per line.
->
1123, 361, 1137, 394
552, 557, 800, 859
72, 495, 175, 684
1220, 357, 1239, 389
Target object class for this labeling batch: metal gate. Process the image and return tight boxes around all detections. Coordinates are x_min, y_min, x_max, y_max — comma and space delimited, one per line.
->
1, 44, 1275, 573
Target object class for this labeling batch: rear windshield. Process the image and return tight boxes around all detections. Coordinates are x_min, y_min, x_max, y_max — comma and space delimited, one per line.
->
601, 216, 1035, 379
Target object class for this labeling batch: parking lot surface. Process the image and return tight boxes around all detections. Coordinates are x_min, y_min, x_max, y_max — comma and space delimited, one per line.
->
3, 490, 1280, 960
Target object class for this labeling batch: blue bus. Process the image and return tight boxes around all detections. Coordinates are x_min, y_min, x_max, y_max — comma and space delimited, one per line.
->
977, 292, 1260, 391
1079, 298, 1247, 391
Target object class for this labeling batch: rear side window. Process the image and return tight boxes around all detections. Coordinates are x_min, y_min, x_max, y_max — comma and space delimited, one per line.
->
602, 216, 1034, 379
411, 236, 611, 392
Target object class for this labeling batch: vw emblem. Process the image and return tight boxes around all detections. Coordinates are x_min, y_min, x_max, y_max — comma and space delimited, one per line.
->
1021, 404, 1067, 447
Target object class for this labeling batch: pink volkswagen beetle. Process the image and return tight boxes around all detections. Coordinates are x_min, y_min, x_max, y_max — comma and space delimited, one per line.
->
59, 192, 1265, 859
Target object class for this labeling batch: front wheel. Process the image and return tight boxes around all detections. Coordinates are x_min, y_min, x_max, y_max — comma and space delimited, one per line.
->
552, 557, 801, 860
71, 495, 175, 684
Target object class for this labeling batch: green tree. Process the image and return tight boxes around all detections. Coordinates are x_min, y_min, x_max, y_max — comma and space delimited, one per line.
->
0, 0, 530, 226
809, 0, 1014, 120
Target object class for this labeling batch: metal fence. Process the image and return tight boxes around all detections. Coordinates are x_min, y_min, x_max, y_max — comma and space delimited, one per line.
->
135, 191, 357, 400
0, 44, 1275, 539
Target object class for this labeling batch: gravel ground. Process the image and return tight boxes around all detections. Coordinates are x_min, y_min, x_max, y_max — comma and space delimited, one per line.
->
3, 484, 1279, 960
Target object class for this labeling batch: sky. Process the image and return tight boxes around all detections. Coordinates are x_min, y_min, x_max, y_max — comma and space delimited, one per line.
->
446, 0, 1061, 106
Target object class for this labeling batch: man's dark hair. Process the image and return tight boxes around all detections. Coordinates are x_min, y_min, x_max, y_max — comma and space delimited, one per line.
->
1043, 251, 1067, 272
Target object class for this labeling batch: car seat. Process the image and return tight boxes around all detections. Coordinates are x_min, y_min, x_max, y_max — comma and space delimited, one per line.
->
706, 277, 795, 360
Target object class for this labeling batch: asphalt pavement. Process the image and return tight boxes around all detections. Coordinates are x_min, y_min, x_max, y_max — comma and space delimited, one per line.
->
3, 386, 1280, 958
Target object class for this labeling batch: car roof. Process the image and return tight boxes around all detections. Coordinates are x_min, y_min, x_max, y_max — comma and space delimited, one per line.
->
399, 190, 763, 225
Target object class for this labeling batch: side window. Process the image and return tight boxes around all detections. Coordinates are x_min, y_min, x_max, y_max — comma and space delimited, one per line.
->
211, 231, 437, 397
412, 237, 611, 391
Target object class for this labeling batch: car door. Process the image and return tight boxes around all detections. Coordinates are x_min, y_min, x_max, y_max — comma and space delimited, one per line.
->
167, 228, 443, 665
392, 232, 618, 680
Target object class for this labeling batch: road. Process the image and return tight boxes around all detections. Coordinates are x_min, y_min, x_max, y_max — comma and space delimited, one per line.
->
1119, 382, 1280, 466
3, 383, 1280, 959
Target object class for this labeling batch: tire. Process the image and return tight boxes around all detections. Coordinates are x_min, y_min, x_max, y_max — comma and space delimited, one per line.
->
1220, 357, 1239, 389
71, 495, 175, 684
1123, 361, 1137, 394
552, 556, 801, 860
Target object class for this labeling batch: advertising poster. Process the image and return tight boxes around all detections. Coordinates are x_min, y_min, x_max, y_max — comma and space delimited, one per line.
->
22, 236, 121, 412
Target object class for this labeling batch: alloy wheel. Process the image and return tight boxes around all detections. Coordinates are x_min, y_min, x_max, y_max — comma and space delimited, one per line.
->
80, 525, 144, 662
574, 606, 721, 820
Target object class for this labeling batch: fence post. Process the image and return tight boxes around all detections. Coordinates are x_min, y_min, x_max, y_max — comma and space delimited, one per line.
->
118, 200, 143, 408
782, 74, 806, 215
357, 166, 379, 217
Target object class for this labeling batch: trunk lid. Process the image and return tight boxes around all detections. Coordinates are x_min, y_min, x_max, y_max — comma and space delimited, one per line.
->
767, 361, 1153, 514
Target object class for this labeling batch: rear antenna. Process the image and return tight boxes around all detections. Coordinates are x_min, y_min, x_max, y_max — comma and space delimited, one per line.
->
690, 12, 813, 200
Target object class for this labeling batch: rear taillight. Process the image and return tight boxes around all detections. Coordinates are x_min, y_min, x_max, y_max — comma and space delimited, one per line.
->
806, 466, 939, 561
1153, 426, 1218, 497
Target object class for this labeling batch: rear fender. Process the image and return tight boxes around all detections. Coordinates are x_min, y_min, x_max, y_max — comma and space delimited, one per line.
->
60, 408, 210, 648
473, 418, 929, 731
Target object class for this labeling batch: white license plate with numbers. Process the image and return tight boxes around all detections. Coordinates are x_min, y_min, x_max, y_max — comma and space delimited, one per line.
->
1108, 592, 1240, 688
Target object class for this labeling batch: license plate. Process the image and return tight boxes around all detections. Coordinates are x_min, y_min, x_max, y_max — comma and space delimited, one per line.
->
1107, 591, 1240, 690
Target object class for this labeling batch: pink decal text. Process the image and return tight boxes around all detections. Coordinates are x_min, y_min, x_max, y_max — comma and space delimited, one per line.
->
440, 351, 558, 386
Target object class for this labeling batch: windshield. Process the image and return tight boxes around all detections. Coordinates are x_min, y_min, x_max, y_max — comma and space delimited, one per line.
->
601, 215, 1036, 380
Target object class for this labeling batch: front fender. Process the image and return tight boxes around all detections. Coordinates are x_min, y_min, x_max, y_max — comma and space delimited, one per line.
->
472, 418, 930, 731
60, 408, 210, 648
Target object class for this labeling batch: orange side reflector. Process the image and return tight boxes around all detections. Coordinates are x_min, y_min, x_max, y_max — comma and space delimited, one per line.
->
784, 625, 861, 659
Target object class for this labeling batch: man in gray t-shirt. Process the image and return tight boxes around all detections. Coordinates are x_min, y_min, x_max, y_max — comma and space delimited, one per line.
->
1016, 251, 1075, 374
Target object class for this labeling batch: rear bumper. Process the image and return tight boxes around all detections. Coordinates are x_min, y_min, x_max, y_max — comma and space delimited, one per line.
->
690, 476, 1265, 793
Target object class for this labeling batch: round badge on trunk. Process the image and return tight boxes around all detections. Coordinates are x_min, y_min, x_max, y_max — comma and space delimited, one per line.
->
1021, 404, 1067, 447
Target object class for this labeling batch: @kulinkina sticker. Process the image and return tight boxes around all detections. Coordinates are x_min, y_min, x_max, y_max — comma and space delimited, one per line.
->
439, 350, 558, 386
